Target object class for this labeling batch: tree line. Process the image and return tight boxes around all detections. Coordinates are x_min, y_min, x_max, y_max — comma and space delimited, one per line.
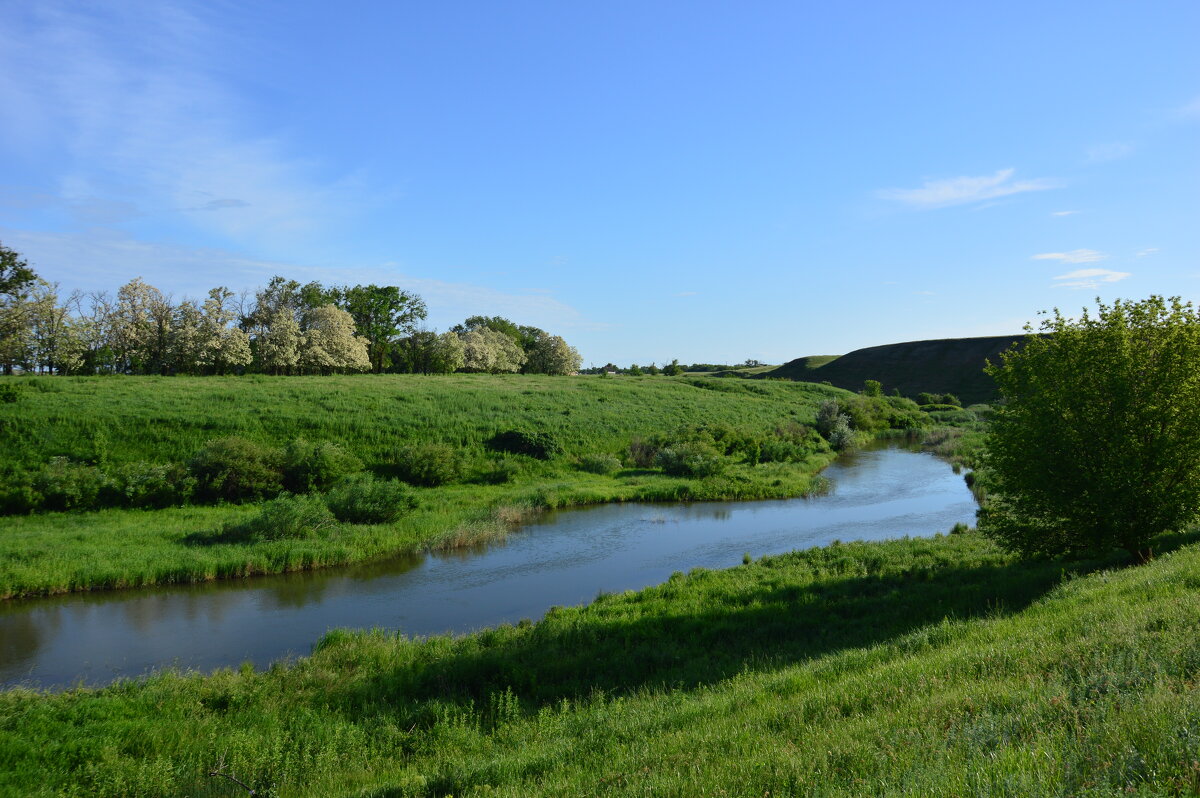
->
0, 243, 581, 376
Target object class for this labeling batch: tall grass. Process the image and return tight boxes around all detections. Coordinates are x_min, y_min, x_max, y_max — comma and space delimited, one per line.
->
0, 375, 861, 597
3, 529, 1199, 796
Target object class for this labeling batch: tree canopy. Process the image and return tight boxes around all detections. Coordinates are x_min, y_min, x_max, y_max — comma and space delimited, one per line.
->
980, 295, 1200, 559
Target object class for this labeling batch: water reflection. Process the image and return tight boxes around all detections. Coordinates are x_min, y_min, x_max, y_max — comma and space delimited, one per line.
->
0, 445, 975, 690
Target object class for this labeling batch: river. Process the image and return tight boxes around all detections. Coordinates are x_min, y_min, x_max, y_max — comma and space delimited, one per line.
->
0, 443, 976, 690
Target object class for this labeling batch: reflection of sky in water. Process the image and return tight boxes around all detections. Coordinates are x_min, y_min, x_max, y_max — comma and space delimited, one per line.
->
0, 446, 976, 690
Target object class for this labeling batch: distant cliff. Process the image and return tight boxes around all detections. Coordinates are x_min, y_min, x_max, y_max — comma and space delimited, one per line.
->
763, 335, 1030, 405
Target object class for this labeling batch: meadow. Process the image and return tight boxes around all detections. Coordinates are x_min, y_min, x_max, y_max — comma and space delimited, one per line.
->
2, 527, 1198, 796
0, 374, 927, 597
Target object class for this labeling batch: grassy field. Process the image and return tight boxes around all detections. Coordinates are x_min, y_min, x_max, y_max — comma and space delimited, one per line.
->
0, 374, 920, 597
2, 528, 1198, 796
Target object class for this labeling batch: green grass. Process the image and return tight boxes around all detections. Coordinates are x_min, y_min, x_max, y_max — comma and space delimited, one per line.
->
0, 374, 861, 597
3, 529, 1199, 797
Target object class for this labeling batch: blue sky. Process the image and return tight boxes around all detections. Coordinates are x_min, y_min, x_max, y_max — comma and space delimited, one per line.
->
1, 1, 1196, 367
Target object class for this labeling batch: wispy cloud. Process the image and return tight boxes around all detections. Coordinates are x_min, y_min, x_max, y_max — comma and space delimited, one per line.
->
1135, 247, 1159, 258
2, 227, 596, 331
1051, 210, 1080, 217
877, 168, 1060, 209
0, 2, 372, 254
1053, 268, 1130, 290
1086, 142, 1134, 163
1032, 249, 1107, 264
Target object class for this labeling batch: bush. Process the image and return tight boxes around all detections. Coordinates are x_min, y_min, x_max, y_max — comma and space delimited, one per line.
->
578, 452, 622, 475
627, 437, 660, 468
477, 456, 525, 484
485, 430, 563, 460
282, 438, 363, 493
827, 416, 855, 451
919, 403, 962, 413
0, 383, 22, 403
393, 442, 462, 486
223, 494, 337, 541
189, 437, 283, 503
33, 457, 106, 511
325, 474, 415, 524
655, 441, 726, 478
107, 461, 194, 509
981, 295, 1200, 558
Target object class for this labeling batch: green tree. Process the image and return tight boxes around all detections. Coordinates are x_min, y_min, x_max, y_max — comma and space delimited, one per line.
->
862, 379, 883, 397
334, 285, 426, 373
980, 295, 1200, 560
663, 358, 685, 376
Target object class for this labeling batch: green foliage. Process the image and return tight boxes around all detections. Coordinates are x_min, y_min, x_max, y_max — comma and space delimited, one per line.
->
917, 392, 961, 407
0, 382, 21, 403
577, 452, 622, 474
32, 457, 105, 511
221, 493, 338, 541
106, 461, 194, 509
862, 379, 882, 397
486, 430, 563, 460
663, 358, 686, 376
981, 295, 1200, 558
392, 442, 462, 486
189, 436, 283, 503
281, 438, 363, 493
654, 441, 726, 477
324, 474, 415, 524
919, 402, 962, 412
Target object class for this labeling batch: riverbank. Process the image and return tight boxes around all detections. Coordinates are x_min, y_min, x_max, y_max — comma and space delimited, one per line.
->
0, 374, 926, 598
3, 527, 1196, 796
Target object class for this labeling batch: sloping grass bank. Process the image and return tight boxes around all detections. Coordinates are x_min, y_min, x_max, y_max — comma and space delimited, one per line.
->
0, 374, 926, 598
3, 530, 1198, 796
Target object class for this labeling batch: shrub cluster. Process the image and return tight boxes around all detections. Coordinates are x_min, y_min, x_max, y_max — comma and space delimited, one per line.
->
325, 474, 415, 524
392, 442, 462, 486
485, 430, 563, 460
577, 453, 622, 475
221, 494, 338, 542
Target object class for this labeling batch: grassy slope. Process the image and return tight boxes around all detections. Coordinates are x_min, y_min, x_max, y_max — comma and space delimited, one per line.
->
3, 530, 1199, 797
0, 375, 847, 598
766, 336, 1028, 404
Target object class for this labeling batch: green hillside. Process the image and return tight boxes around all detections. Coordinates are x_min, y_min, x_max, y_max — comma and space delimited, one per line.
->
3, 529, 1198, 796
766, 335, 1029, 404
0, 374, 926, 597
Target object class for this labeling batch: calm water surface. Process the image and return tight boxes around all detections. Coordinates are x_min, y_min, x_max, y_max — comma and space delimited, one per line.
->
0, 444, 976, 689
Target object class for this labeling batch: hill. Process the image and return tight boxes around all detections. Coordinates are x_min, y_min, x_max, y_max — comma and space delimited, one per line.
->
765, 335, 1028, 404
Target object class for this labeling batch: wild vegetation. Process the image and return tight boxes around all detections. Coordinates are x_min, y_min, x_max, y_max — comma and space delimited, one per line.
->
0, 374, 926, 597
4, 527, 1200, 797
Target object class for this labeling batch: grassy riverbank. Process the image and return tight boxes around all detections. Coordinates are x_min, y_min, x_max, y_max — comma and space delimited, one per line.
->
3, 529, 1199, 796
0, 374, 928, 597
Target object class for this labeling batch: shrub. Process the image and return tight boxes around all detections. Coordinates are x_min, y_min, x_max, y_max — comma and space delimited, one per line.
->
223, 494, 337, 541
393, 442, 462, 486
477, 456, 525, 484
655, 441, 726, 478
0, 383, 22, 403
485, 430, 563, 460
189, 437, 283, 503
578, 452, 622, 475
325, 474, 416, 524
919, 403, 962, 413
0, 472, 40, 514
33, 458, 106, 511
627, 437, 660, 468
107, 461, 195, 508
827, 416, 855, 451
281, 438, 363, 493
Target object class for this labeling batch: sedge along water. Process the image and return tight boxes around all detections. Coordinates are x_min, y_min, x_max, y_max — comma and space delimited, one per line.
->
0, 444, 976, 689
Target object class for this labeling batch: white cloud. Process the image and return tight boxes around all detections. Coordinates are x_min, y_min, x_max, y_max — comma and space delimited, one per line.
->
1032, 249, 1107, 264
1086, 142, 1134, 163
0, 2, 371, 254
1051, 210, 1080, 217
1135, 247, 1159, 258
1053, 268, 1130, 290
877, 168, 1060, 209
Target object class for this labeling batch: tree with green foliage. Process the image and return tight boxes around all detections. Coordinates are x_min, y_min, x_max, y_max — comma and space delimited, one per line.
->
524, 333, 581, 375
862, 379, 882, 397
980, 295, 1200, 560
663, 358, 685, 376
333, 284, 426, 373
